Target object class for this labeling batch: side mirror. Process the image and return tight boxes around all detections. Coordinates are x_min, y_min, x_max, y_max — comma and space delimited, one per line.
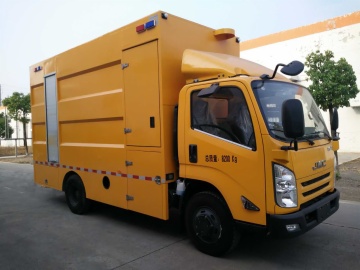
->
280, 61, 304, 76
282, 99, 305, 143
261, 60, 304, 80
331, 108, 339, 131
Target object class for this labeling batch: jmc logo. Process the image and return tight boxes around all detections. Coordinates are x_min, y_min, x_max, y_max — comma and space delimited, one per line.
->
313, 160, 326, 170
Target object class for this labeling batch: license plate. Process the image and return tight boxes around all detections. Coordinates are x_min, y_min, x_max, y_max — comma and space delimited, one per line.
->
317, 202, 331, 222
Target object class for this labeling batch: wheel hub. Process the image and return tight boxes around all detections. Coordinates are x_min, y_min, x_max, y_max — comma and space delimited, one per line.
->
194, 208, 222, 244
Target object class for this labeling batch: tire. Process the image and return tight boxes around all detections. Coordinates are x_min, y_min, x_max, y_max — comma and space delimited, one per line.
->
65, 175, 91, 215
185, 191, 240, 256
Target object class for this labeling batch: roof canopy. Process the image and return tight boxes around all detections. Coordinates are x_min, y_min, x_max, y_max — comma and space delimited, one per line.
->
181, 49, 282, 83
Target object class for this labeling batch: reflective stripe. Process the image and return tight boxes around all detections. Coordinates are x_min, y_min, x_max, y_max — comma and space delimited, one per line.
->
34, 161, 165, 183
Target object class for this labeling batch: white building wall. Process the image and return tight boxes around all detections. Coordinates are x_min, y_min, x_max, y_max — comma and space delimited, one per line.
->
240, 23, 360, 152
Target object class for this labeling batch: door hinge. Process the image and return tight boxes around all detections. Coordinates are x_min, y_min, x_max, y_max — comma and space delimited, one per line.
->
122, 63, 129, 69
125, 160, 133, 166
124, 128, 132, 134
126, 195, 134, 201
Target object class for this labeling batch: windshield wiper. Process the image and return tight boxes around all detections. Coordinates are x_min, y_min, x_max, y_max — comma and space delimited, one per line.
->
305, 131, 331, 141
271, 128, 315, 145
303, 137, 315, 145
269, 128, 284, 133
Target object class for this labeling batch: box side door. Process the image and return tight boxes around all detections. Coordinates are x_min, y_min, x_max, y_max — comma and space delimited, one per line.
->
122, 41, 167, 220
126, 150, 167, 219
123, 41, 161, 147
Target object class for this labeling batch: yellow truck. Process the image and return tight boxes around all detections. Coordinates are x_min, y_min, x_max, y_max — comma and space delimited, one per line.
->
30, 11, 340, 256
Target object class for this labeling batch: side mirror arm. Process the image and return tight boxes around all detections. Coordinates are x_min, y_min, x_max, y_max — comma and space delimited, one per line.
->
281, 139, 299, 151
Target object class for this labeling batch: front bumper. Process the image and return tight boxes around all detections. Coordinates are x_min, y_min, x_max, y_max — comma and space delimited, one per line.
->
267, 189, 340, 237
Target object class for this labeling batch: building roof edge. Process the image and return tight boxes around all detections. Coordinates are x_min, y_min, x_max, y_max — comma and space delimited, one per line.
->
240, 11, 360, 51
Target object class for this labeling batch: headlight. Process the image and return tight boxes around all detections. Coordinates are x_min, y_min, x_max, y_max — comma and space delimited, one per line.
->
273, 164, 297, 208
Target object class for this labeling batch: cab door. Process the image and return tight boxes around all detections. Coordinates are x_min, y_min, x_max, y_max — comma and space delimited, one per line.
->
180, 81, 266, 225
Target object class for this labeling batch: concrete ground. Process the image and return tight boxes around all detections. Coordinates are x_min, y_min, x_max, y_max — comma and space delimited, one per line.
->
0, 162, 360, 269
336, 153, 360, 202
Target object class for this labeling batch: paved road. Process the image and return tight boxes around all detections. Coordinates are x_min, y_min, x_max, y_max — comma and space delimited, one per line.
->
1, 162, 359, 270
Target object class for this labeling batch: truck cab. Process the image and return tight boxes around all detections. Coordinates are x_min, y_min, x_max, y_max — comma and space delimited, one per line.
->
176, 50, 339, 256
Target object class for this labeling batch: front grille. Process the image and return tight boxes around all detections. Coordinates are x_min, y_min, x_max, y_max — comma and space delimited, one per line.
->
301, 173, 330, 187
303, 182, 329, 197
300, 172, 332, 201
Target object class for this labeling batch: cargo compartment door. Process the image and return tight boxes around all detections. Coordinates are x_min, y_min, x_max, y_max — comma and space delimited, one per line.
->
126, 151, 167, 220
123, 41, 161, 147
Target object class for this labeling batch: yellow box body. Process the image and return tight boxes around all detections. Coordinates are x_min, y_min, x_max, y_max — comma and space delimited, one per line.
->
30, 11, 239, 220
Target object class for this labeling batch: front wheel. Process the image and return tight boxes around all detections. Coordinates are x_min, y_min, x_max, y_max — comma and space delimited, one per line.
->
185, 191, 240, 256
65, 175, 91, 215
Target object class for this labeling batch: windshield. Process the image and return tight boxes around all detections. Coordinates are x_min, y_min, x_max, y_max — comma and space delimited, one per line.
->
252, 80, 329, 141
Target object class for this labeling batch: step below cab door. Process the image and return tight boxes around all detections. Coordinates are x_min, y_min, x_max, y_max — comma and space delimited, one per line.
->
179, 81, 266, 225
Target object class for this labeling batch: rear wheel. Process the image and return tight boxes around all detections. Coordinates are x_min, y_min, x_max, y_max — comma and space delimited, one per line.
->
185, 191, 240, 256
65, 175, 91, 215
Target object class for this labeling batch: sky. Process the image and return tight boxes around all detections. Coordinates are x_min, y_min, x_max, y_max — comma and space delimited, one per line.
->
1, 0, 360, 99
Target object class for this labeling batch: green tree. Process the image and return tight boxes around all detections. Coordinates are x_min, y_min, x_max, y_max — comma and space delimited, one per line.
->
305, 50, 359, 129
305, 50, 359, 176
0, 112, 14, 139
2, 92, 31, 155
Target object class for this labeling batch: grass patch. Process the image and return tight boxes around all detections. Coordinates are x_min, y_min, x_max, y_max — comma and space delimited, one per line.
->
0, 146, 33, 157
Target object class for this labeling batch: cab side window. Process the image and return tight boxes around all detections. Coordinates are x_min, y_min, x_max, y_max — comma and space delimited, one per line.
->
191, 87, 256, 150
